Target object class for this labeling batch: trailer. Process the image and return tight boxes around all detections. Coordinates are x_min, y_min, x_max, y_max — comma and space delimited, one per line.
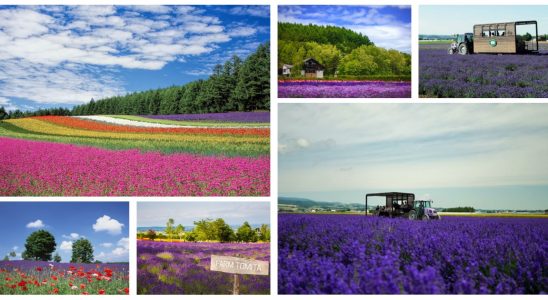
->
365, 192, 440, 220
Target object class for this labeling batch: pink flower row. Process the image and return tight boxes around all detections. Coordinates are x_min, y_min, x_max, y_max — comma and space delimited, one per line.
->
0, 137, 270, 196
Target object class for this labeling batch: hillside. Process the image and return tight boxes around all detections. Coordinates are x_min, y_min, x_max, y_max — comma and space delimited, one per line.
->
278, 23, 410, 78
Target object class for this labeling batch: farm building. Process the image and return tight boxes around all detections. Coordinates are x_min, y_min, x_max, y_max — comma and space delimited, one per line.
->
473, 21, 538, 54
301, 58, 324, 79
281, 64, 293, 77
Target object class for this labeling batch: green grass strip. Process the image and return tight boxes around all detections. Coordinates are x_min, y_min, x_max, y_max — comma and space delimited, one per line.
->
0, 122, 269, 157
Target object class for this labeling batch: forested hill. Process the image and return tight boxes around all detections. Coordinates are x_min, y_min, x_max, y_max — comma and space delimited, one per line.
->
279, 23, 373, 54
71, 43, 269, 116
278, 23, 410, 78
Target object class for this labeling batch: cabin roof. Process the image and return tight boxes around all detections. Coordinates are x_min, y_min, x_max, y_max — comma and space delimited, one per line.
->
366, 192, 415, 198
473, 20, 537, 27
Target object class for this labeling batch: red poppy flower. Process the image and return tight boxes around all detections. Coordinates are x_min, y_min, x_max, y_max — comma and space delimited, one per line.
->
124, 287, 129, 295
17, 280, 27, 287
36, 267, 43, 272
52, 288, 59, 294
51, 275, 58, 281
98, 289, 105, 295
80, 283, 86, 289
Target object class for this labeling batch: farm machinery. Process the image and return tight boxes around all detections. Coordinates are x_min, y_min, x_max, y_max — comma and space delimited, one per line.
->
365, 192, 441, 220
448, 21, 539, 55
448, 33, 474, 55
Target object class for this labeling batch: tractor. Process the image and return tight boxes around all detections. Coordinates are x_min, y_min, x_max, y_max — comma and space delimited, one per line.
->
448, 33, 474, 55
365, 192, 441, 220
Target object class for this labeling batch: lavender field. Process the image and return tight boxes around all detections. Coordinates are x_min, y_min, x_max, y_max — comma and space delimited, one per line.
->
279, 214, 547, 294
419, 45, 548, 98
137, 240, 270, 294
278, 80, 411, 98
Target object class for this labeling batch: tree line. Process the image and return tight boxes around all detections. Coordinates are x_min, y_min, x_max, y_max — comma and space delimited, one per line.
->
3, 230, 98, 264
0, 43, 270, 119
278, 23, 411, 78
442, 207, 476, 213
138, 218, 270, 243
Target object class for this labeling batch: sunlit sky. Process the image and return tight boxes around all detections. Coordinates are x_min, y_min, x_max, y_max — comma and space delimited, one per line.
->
279, 104, 548, 210
138, 202, 270, 227
0, 202, 128, 263
0, 5, 269, 112
420, 5, 548, 35
279, 5, 411, 53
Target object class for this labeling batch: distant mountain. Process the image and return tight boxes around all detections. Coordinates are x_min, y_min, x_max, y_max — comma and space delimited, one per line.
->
279, 197, 366, 211
419, 34, 454, 40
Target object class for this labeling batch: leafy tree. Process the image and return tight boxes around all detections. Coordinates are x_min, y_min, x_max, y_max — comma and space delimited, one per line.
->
2, 255, 8, 261
212, 218, 235, 243
9, 251, 16, 258
175, 224, 185, 241
24, 230, 56, 261
166, 218, 174, 242
146, 229, 157, 241
259, 224, 270, 242
53, 252, 62, 263
236, 221, 258, 242
71, 238, 94, 263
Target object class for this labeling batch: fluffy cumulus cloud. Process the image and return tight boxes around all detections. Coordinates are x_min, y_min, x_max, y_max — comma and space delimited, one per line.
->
96, 237, 129, 262
93, 215, 124, 235
278, 6, 411, 53
100, 243, 113, 248
26, 219, 45, 228
60, 240, 73, 251
0, 5, 260, 106
62, 233, 81, 240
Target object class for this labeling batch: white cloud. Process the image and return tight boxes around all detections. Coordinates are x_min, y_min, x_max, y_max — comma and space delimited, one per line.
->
96, 237, 129, 262
100, 243, 113, 248
93, 215, 124, 235
0, 5, 248, 106
26, 219, 45, 228
60, 240, 73, 251
229, 6, 270, 18
62, 233, 81, 240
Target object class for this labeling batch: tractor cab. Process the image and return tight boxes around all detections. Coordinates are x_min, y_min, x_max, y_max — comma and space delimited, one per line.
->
414, 200, 441, 220
449, 32, 474, 55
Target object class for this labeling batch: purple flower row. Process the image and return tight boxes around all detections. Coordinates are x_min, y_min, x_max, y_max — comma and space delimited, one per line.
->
141, 112, 270, 123
278, 81, 411, 98
279, 214, 547, 294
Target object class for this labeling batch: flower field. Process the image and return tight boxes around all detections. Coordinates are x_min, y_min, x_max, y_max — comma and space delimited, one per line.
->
278, 80, 411, 98
137, 240, 270, 294
279, 214, 547, 294
0, 261, 129, 295
0, 113, 269, 196
419, 46, 548, 98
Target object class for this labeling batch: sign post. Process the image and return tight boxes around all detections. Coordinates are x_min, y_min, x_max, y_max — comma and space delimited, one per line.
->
210, 255, 269, 295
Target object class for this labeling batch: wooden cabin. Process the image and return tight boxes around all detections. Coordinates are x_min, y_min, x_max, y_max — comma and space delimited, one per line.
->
281, 64, 293, 77
473, 21, 538, 54
301, 58, 324, 79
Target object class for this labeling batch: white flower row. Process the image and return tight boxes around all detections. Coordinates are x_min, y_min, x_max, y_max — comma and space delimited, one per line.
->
76, 116, 184, 128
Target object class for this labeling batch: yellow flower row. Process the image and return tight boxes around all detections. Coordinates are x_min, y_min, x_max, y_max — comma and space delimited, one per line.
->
6, 119, 269, 145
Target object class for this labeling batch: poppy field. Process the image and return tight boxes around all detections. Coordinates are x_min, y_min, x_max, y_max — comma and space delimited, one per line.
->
419, 44, 548, 98
278, 80, 411, 98
137, 240, 270, 294
0, 261, 129, 295
0, 113, 270, 196
278, 214, 547, 294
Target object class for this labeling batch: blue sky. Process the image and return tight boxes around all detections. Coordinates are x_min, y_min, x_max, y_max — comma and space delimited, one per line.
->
279, 104, 548, 210
138, 202, 270, 227
0, 202, 129, 262
0, 5, 269, 112
279, 5, 411, 53
420, 5, 548, 35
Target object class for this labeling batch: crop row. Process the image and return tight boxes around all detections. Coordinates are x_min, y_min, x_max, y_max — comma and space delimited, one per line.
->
113, 115, 270, 128
279, 214, 546, 294
137, 240, 270, 294
0, 137, 270, 196
0, 119, 269, 157
36, 116, 269, 137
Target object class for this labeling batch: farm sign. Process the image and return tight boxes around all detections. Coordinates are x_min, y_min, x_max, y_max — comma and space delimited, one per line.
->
210, 255, 269, 276
489, 39, 497, 47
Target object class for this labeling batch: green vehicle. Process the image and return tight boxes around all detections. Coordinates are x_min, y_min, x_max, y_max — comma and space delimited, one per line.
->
448, 33, 474, 55
365, 192, 441, 221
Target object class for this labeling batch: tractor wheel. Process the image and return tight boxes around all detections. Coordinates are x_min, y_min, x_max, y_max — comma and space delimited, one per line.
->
448, 48, 454, 54
459, 43, 469, 55
408, 210, 417, 220
422, 214, 429, 221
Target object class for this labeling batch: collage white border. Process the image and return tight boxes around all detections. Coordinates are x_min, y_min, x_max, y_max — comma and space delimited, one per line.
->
1, 0, 547, 299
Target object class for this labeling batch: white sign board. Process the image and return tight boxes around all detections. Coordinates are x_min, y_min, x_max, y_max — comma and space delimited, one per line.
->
210, 255, 269, 276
